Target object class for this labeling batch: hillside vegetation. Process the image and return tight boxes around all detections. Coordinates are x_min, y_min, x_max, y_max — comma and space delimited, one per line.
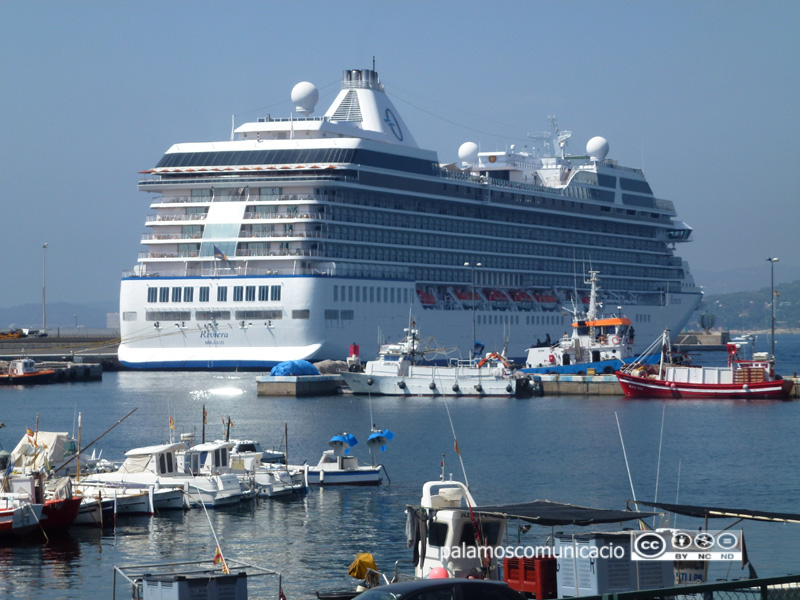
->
694, 279, 800, 332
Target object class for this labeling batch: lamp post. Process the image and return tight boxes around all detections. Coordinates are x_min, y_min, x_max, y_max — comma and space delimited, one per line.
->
767, 257, 779, 359
42, 243, 48, 332
464, 261, 482, 347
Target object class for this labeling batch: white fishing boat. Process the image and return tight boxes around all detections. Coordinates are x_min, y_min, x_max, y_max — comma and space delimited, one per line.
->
119, 66, 702, 370
292, 433, 387, 486
224, 438, 307, 497
340, 323, 536, 397
82, 441, 250, 508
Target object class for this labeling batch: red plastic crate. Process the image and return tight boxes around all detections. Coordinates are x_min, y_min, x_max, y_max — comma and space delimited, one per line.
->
503, 556, 557, 599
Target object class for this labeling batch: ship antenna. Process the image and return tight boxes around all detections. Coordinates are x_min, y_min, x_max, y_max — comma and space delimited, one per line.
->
372, 55, 375, 71
230, 115, 235, 141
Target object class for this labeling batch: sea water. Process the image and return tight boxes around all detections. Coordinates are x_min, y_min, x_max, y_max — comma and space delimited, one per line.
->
0, 334, 798, 599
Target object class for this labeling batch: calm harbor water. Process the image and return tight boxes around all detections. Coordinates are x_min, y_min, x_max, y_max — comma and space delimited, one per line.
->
1, 334, 799, 599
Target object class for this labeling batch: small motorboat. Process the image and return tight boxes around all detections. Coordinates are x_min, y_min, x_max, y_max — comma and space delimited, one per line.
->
2, 358, 55, 385
291, 433, 387, 486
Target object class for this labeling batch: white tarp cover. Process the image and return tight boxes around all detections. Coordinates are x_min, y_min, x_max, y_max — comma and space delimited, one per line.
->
9, 431, 71, 471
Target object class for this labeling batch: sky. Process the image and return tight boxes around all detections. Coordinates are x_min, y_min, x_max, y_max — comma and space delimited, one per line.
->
2, 1, 799, 315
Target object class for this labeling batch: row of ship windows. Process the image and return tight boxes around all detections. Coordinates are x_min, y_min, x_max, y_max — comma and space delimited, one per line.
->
478, 314, 567, 327
123, 309, 295, 322
146, 285, 282, 304
332, 285, 411, 305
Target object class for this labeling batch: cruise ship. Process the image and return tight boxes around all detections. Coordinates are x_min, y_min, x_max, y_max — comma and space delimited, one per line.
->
119, 66, 702, 369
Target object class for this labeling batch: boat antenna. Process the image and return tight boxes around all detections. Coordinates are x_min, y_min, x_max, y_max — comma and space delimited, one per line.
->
440, 452, 445, 481
615, 411, 639, 513
653, 404, 666, 527
443, 396, 469, 489
230, 114, 235, 141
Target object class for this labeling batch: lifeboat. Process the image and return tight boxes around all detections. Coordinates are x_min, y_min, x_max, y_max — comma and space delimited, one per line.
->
483, 289, 509, 310
416, 289, 437, 307
512, 290, 534, 310
454, 289, 480, 308
533, 292, 558, 310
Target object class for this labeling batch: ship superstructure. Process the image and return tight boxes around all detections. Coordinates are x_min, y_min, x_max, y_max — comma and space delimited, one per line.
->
119, 67, 701, 368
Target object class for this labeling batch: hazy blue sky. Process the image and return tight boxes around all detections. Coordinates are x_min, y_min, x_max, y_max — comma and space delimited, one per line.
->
2, 1, 798, 315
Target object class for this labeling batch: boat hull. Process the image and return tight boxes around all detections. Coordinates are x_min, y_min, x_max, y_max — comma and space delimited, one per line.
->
119, 276, 701, 370
40, 497, 82, 530
341, 371, 536, 397
616, 371, 794, 400
306, 467, 384, 486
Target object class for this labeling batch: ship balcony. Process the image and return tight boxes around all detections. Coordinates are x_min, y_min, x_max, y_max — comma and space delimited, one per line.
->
139, 251, 201, 259
144, 214, 207, 224
138, 248, 322, 260
239, 231, 323, 239
141, 233, 203, 241
148, 193, 317, 205
243, 211, 321, 220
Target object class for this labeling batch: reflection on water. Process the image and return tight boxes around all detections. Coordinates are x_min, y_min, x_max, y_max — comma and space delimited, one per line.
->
1, 335, 799, 599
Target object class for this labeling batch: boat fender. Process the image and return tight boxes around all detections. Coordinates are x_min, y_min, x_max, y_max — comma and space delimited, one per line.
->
429, 382, 436, 390
397, 381, 406, 389
743, 384, 750, 392
452, 383, 459, 392
474, 384, 483, 393
367, 378, 374, 386
611, 336, 620, 345
506, 384, 513, 393
603, 366, 615, 374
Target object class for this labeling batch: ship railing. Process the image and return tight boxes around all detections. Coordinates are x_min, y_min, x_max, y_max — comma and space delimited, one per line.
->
138, 173, 358, 186
150, 193, 317, 205
239, 231, 323, 240
144, 214, 207, 223
142, 233, 203, 241
243, 212, 321, 220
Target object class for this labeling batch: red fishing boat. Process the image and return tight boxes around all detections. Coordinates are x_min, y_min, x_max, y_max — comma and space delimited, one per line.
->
616, 330, 794, 400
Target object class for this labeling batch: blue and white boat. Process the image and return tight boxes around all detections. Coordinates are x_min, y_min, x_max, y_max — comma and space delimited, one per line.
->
292, 433, 388, 486
521, 271, 657, 375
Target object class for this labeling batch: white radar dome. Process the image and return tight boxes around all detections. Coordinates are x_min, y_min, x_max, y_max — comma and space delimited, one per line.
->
458, 141, 479, 165
586, 136, 609, 161
291, 81, 319, 115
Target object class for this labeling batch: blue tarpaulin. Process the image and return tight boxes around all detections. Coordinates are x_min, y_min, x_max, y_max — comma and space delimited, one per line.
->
270, 360, 320, 376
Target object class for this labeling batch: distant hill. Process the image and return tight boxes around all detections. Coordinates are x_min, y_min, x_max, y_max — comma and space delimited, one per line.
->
0, 301, 117, 330
691, 279, 800, 332
693, 265, 800, 295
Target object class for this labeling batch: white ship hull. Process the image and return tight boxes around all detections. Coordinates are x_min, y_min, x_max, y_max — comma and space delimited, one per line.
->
120, 275, 700, 369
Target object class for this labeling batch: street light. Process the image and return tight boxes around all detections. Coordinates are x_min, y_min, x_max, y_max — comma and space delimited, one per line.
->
42, 243, 48, 332
767, 257, 779, 359
464, 261, 482, 349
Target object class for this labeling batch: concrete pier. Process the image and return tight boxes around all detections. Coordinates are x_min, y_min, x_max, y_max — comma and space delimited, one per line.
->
256, 374, 343, 397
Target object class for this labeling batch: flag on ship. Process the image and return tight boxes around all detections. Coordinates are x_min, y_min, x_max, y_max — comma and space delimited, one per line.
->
169, 416, 175, 431
203, 406, 207, 424
213, 246, 228, 261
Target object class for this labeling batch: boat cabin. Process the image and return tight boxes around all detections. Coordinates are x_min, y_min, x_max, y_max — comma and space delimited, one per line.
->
118, 443, 184, 476
413, 480, 506, 580
179, 441, 234, 476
